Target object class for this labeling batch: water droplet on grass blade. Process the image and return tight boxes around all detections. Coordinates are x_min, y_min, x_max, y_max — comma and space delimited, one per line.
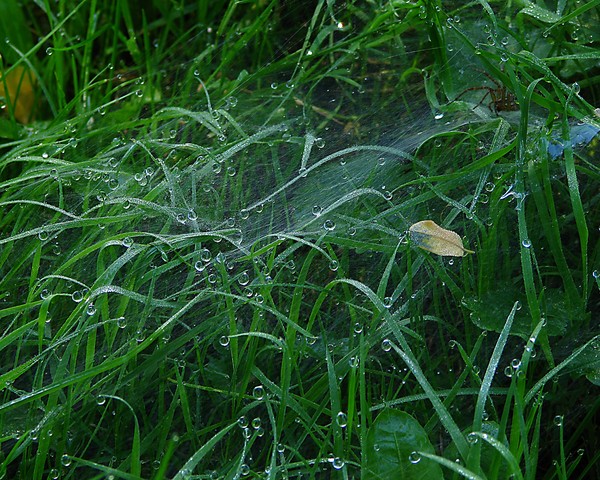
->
253, 385, 264, 399
409, 220, 474, 257
408, 451, 421, 463
323, 219, 335, 231
554, 415, 563, 427
336, 412, 348, 427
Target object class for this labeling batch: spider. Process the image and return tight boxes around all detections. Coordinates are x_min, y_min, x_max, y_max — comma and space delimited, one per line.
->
452, 70, 518, 113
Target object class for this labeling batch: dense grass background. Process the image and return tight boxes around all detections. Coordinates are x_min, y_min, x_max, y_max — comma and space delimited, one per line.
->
0, 0, 599, 478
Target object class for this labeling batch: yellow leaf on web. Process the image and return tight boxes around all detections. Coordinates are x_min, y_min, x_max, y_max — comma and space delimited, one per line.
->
0, 65, 37, 124
409, 220, 474, 257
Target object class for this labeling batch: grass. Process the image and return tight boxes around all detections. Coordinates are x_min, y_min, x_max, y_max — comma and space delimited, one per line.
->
0, 0, 599, 479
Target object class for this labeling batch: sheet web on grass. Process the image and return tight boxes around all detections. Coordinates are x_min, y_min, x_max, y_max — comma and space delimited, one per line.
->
0, 54, 489, 310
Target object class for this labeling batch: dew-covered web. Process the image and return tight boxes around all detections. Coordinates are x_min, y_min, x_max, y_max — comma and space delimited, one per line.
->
0, 14, 496, 304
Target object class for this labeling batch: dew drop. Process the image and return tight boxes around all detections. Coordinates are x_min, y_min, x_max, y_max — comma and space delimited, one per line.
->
553, 415, 563, 427
194, 260, 205, 272
200, 248, 212, 262
253, 385, 265, 400
238, 271, 250, 286
323, 219, 336, 231
71, 290, 83, 303
237, 416, 248, 428
408, 451, 421, 464
336, 412, 348, 427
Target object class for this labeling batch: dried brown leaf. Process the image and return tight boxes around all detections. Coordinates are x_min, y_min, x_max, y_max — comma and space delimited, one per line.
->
409, 220, 474, 257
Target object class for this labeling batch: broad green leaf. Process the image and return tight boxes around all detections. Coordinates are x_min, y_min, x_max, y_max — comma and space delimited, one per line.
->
409, 220, 474, 257
462, 284, 568, 338
518, 4, 561, 23
364, 409, 443, 479
586, 369, 600, 386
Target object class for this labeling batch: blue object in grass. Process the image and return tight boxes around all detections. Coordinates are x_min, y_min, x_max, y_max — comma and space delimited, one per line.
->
548, 122, 599, 159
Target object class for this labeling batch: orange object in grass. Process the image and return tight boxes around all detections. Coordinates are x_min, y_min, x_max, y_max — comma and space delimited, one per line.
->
0, 65, 37, 123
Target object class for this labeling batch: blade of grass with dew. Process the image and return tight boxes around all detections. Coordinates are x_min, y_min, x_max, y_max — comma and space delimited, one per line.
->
524, 335, 600, 405
468, 301, 518, 472
417, 451, 485, 480
388, 339, 468, 460
172, 422, 238, 480
527, 153, 580, 311
325, 344, 346, 477
424, 332, 487, 433
563, 89, 589, 300
511, 72, 553, 364
473, 431, 524, 480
